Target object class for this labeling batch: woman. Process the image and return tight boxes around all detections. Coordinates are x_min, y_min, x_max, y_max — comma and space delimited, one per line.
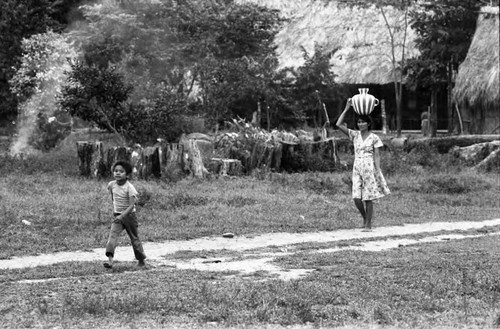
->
336, 98, 390, 230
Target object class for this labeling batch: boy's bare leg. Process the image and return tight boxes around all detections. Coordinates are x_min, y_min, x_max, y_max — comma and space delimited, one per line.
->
353, 198, 366, 228
104, 256, 114, 268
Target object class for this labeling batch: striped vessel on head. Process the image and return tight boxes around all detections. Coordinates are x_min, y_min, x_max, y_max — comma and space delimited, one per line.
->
351, 88, 379, 115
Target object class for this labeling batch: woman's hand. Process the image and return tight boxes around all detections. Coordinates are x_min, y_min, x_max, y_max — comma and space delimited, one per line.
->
345, 98, 352, 110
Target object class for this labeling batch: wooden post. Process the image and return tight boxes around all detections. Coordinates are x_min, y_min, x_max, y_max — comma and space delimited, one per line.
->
257, 101, 261, 128
381, 99, 388, 135
76, 141, 105, 177
430, 90, 438, 137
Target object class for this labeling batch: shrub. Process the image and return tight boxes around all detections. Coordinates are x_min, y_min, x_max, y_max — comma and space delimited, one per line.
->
379, 149, 412, 176
417, 174, 491, 194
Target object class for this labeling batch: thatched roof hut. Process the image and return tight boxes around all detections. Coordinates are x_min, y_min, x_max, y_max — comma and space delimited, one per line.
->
453, 6, 499, 134
236, 0, 419, 84
453, 6, 499, 107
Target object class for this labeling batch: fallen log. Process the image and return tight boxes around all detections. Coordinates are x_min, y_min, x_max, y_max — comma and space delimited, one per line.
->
405, 135, 500, 153
451, 141, 500, 164
474, 148, 500, 172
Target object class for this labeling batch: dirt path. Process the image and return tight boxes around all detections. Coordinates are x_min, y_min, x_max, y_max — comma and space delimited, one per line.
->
3, 218, 500, 280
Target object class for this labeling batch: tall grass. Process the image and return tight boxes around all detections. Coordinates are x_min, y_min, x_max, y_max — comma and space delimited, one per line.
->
1, 132, 500, 328
0, 131, 498, 259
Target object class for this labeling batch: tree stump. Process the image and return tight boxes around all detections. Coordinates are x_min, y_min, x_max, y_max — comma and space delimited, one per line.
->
139, 146, 161, 179
163, 143, 182, 167
180, 133, 214, 166
209, 158, 243, 176
160, 143, 184, 181
76, 141, 106, 177
107, 146, 132, 175
271, 142, 283, 171
186, 139, 209, 178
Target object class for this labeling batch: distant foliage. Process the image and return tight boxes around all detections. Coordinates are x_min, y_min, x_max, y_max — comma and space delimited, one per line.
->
9, 31, 78, 152
0, 0, 77, 118
61, 0, 287, 138
60, 61, 132, 133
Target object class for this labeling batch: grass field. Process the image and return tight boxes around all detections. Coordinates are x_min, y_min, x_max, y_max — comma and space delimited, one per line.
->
1, 130, 499, 328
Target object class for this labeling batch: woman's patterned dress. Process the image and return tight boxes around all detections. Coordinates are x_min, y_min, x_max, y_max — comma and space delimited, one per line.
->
348, 129, 390, 201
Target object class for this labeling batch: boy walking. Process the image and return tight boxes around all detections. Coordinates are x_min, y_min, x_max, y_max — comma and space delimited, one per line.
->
104, 160, 146, 269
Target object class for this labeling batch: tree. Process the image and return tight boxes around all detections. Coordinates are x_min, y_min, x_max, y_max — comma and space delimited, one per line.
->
407, 0, 480, 136
0, 0, 85, 119
65, 0, 284, 134
194, 2, 285, 128
9, 31, 78, 153
60, 61, 133, 143
289, 44, 345, 129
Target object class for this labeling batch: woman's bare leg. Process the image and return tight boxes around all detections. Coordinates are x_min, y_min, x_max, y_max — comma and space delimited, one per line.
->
354, 198, 366, 228
365, 200, 373, 229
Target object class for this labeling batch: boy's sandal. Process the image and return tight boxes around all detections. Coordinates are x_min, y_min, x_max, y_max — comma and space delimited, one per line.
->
103, 262, 113, 269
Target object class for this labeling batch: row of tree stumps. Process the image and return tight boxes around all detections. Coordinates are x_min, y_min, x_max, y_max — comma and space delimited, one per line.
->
76, 137, 341, 179
76, 139, 244, 179
76, 141, 165, 179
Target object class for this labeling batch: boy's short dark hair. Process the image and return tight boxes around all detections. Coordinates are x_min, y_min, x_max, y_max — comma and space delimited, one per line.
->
112, 160, 133, 175
355, 114, 373, 131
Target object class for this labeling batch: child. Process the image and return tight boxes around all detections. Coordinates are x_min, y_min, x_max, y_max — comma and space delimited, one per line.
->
336, 98, 390, 231
104, 160, 147, 268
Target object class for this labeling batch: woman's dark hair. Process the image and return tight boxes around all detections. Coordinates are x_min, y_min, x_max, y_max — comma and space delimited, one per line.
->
112, 160, 133, 175
355, 114, 373, 131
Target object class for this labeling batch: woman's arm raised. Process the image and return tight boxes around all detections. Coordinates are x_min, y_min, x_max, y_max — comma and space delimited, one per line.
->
336, 98, 352, 136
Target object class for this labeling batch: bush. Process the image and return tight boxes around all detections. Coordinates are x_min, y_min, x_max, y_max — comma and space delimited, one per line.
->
417, 174, 491, 194
380, 145, 462, 176
30, 111, 72, 151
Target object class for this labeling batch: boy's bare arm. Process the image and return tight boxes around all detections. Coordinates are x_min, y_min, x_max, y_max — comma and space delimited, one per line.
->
108, 185, 114, 201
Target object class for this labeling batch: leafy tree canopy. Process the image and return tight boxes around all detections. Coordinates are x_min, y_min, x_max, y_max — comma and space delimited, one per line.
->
406, 0, 480, 88
60, 0, 285, 141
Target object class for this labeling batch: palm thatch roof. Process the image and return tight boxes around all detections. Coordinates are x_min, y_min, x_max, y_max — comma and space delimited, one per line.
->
236, 0, 419, 84
453, 6, 499, 107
